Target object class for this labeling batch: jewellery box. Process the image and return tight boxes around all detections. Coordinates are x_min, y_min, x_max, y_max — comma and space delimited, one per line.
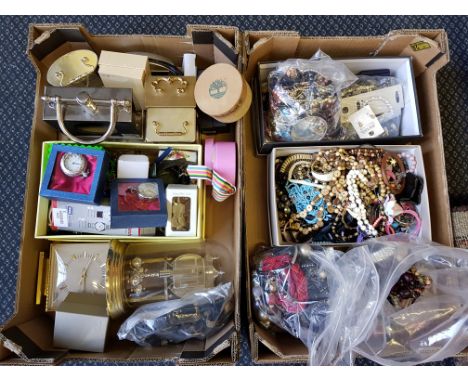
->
110, 178, 168, 228
42, 86, 142, 144
39, 144, 108, 205
145, 76, 197, 143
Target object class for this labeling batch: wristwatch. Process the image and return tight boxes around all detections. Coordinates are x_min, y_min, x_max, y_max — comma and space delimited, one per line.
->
137, 183, 159, 200
60, 152, 89, 177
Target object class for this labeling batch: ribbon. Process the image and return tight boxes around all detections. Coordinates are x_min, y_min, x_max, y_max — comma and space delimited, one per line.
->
187, 165, 236, 202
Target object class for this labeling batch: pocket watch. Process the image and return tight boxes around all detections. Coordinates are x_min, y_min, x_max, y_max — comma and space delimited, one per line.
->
45, 243, 109, 311
60, 152, 89, 177
137, 182, 159, 200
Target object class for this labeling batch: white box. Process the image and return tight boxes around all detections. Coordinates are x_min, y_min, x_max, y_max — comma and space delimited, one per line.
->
50, 200, 155, 236
117, 154, 150, 179
268, 145, 431, 246
54, 293, 109, 352
338, 57, 421, 139
165, 184, 198, 237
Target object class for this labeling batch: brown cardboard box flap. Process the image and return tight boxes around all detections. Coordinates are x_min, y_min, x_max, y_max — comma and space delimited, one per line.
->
374, 29, 448, 76
244, 30, 300, 80
245, 28, 448, 81
0, 315, 66, 364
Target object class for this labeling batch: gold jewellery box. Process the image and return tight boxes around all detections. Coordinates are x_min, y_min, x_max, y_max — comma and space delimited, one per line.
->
144, 76, 197, 143
145, 76, 196, 108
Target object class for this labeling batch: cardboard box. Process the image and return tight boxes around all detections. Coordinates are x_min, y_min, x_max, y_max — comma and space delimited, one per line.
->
268, 145, 431, 246
0, 23, 243, 365
254, 57, 422, 154
243, 29, 456, 363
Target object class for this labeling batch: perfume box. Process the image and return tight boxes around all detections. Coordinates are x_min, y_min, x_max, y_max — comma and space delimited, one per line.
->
110, 178, 168, 228
39, 144, 108, 205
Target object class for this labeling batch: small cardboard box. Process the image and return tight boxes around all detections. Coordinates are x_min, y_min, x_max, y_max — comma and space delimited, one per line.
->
268, 145, 431, 246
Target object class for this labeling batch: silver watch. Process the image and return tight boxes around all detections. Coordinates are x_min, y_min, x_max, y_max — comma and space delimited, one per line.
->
137, 183, 159, 200
60, 152, 89, 178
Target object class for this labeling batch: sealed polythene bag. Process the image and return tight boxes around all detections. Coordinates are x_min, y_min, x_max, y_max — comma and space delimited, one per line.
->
251, 235, 468, 365
268, 50, 357, 142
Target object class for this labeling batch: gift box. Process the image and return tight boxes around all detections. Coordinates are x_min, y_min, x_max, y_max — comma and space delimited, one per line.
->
110, 178, 168, 229
39, 144, 108, 205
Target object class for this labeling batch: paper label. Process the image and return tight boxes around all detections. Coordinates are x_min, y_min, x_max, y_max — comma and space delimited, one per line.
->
52, 208, 69, 228
341, 84, 404, 124
348, 105, 385, 139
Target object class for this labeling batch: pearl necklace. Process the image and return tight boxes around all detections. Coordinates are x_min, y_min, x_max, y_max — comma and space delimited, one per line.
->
346, 169, 378, 236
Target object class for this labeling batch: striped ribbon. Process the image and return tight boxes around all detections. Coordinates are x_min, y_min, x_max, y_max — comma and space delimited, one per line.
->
187, 165, 236, 202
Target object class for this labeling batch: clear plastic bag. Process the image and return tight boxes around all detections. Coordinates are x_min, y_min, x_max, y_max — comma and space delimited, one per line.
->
267, 50, 357, 142
251, 235, 468, 365
117, 282, 233, 346
306, 235, 468, 365
340, 75, 405, 140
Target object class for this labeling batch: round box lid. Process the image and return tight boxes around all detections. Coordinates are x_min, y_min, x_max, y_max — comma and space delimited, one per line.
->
47, 49, 98, 87
195, 63, 245, 118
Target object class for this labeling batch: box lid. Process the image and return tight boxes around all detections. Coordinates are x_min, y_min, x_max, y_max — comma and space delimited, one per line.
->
57, 292, 108, 317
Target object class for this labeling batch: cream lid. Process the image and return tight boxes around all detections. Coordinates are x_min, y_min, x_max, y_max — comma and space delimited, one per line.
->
194, 63, 244, 117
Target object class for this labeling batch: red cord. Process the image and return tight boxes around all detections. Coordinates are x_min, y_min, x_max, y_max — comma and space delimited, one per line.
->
261, 255, 309, 313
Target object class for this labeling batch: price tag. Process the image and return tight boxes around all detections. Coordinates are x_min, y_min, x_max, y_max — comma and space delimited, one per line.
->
52, 208, 69, 228
348, 105, 385, 139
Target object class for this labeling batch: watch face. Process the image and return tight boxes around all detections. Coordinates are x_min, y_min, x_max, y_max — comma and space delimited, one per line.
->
61, 152, 88, 177
137, 183, 159, 199
47, 243, 109, 311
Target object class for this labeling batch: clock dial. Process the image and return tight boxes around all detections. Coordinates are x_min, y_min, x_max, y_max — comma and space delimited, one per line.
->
48, 243, 109, 311
64, 153, 86, 173
60, 152, 88, 177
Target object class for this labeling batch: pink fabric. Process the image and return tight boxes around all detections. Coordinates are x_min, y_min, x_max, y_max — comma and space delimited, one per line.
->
117, 182, 160, 212
204, 138, 236, 187
48, 152, 97, 195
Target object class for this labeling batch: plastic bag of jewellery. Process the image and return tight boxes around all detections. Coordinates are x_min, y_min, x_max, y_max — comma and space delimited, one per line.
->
117, 282, 234, 346
339, 75, 405, 140
251, 244, 345, 341
305, 234, 468, 366
267, 50, 357, 142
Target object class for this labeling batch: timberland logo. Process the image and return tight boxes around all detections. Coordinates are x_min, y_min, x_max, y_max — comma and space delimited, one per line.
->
209, 79, 227, 99
410, 41, 431, 51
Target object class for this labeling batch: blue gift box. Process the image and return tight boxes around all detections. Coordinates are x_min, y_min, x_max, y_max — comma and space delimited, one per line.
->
110, 178, 167, 228
39, 144, 108, 205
